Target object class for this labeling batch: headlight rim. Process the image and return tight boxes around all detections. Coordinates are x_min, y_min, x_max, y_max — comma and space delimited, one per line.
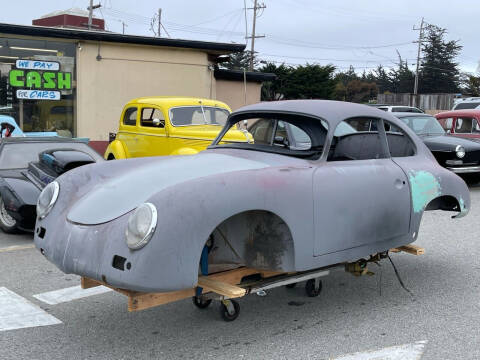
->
37, 181, 60, 220
455, 145, 466, 159
125, 202, 157, 250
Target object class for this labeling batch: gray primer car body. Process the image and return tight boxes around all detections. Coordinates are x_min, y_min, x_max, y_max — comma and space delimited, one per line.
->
34, 100, 470, 293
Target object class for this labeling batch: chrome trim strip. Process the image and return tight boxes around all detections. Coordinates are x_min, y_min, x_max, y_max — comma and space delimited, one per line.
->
446, 166, 480, 173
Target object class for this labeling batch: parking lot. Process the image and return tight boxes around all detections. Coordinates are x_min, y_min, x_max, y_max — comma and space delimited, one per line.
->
0, 185, 479, 360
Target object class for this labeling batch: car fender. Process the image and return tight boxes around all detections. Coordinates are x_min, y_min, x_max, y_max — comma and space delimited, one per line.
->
169, 147, 199, 155
0, 178, 40, 219
104, 140, 127, 160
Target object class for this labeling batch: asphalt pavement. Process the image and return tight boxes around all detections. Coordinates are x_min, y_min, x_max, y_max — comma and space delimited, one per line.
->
1, 186, 479, 360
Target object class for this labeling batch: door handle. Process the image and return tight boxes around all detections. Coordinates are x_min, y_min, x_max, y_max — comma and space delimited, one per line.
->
395, 179, 406, 189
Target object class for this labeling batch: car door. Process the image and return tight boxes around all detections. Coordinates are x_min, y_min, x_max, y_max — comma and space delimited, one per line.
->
312, 117, 411, 256
138, 105, 169, 156
117, 106, 140, 158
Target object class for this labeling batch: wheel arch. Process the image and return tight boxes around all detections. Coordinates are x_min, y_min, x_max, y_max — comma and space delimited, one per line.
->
196, 209, 296, 274
104, 140, 127, 160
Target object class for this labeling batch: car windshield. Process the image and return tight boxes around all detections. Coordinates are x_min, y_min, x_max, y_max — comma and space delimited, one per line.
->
398, 115, 445, 135
0, 142, 100, 170
169, 106, 229, 126
391, 107, 423, 113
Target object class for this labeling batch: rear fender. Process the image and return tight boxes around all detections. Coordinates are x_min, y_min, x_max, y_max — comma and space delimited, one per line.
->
170, 147, 199, 156
104, 140, 127, 160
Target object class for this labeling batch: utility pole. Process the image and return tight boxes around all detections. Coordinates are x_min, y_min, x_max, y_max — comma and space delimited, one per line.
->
413, 17, 425, 95
122, 21, 127, 34
246, 0, 266, 71
87, 0, 101, 30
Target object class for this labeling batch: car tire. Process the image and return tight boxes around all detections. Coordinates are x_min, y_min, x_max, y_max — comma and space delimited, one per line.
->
0, 196, 18, 233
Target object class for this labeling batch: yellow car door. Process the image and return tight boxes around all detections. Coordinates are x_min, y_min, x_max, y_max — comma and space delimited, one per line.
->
137, 105, 170, 156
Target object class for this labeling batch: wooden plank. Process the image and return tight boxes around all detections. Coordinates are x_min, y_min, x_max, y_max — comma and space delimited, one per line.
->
80, 277, 101, 289
128, 288, 195, 312
197, 277, 246, 298
391, 244, 425, 256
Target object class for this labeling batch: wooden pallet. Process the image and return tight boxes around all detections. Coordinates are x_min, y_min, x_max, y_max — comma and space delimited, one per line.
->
81, 267, 282, 312
390, 244, 425, 256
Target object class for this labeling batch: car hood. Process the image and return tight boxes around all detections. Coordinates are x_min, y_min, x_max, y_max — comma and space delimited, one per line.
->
66, 152, 268, 225
421, 134, 480, 152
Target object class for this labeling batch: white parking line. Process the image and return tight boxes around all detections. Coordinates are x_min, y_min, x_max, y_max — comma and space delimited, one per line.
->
0, 244, 35, 253
33, 285, 112, 305
0, 287, 61, 332
331, 340, 427, 360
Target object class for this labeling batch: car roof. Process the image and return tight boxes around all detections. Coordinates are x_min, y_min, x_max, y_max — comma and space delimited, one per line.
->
126, 96, 230, 108
0, 137, 86, 144
231, 100, 404, 127
435, 109, 480, 118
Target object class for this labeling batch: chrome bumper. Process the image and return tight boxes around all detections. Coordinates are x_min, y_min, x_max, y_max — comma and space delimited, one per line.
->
446, 166, 480, 174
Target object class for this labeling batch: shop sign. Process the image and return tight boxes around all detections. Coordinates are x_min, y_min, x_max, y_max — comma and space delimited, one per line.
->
9, 59, 72, 101
16, 89, 61, 100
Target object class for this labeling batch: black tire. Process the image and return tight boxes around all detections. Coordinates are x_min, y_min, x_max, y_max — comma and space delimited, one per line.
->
0, 196, 18, 234
192, 296, 212, 309
219, 300, 240, 322
107, 154, 115, 161
285, 282, 296, 289
305, 279, 322, 297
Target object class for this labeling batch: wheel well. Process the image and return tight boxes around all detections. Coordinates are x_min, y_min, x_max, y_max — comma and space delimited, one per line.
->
107, 153, 115, 160
425, 195, 460, 212
205, 210, 295, 272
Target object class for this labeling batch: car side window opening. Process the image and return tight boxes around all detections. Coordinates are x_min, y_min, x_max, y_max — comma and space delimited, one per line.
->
213, 117, 324, 159
123, 107, 138, 126
383, 120, 416, 157
474, 120, 480, 133
456, 117, 475, 133
141, 108, 165, 128
328, 118, 387, 161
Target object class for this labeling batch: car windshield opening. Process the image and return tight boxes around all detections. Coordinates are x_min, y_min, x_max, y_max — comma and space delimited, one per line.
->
209, 116, 328, 159
398, 116, 445, 135
169, 106, 229, 126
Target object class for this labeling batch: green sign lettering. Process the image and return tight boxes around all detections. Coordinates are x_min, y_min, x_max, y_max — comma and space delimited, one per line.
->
26, 71, 42, 88
9, 70, 24, 87
42, 72, 56, 89
57, 72, 71, 90
8, 70, 72, 90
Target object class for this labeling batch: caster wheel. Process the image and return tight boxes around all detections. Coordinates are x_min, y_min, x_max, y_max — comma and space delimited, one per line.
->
192, 296, 212, 309
285, 283, 296, 289
305, 279, 322, 297
219, 300, 240, 322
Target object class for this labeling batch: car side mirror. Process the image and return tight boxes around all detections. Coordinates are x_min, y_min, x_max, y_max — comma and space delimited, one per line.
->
152, 118, 162, 127
446, 129, 451, 134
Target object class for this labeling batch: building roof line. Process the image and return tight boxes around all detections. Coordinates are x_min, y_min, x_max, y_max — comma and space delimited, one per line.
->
0, 23, 246, 54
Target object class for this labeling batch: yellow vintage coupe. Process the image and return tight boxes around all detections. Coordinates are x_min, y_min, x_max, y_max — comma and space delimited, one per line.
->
104, 97, 250, 159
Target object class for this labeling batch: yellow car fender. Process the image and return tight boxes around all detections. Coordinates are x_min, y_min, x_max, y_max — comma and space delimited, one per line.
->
170, 147, 199, 156
104, 140, 127, 160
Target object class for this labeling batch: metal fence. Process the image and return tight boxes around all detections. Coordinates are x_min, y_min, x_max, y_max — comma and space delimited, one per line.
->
377, 93, 455, 110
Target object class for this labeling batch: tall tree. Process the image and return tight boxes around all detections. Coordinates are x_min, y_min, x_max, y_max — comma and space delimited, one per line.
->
220, 51, 257, 70
419, 25, 462, 93
283, 64, 336, 99
461, 73, 480, 96
258, 62, 292, 101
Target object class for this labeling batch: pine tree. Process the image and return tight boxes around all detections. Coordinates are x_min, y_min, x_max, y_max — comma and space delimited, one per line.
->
419, 25, 462, 93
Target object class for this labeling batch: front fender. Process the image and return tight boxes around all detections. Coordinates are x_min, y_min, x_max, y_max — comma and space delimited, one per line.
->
104, 140, 127, 160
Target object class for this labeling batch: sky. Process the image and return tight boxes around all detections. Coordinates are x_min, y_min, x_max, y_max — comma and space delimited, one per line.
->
1, 0, 479, 74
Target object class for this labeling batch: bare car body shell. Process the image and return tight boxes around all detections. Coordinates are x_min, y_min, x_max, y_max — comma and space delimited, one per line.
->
34, 100, 470, 293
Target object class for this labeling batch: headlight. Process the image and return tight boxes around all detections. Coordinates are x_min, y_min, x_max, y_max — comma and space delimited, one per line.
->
455, 145, 465, 159
125, 203, 157, 250
37, 181, 59, 219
